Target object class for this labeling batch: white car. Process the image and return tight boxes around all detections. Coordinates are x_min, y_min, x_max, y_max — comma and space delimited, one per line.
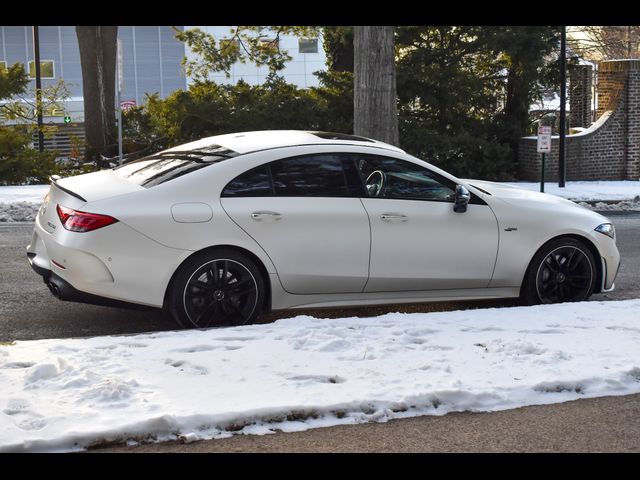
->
27, 130, 620, 329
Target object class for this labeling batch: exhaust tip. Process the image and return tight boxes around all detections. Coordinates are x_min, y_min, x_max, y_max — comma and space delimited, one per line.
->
47, 281, 61, 299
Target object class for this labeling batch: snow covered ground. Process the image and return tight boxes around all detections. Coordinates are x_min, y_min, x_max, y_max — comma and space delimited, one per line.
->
504, 180, 640, 202
0, 185, 49, 204
1, 181, 638, 223
0, 186, 48, 222
2, 299, 640, 452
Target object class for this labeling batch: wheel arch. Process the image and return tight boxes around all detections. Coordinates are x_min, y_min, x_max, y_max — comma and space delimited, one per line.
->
520, 233, 603, 298
163, 244, 272, 312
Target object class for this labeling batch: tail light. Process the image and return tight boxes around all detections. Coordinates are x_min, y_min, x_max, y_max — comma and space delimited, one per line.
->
56, 205, 118, 232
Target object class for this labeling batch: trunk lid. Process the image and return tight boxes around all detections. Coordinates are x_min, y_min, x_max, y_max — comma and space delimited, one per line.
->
38, 171, 143, 235
55, 169, 145, 203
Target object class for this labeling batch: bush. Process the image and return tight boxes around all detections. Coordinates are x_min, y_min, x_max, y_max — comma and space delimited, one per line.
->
123, 74, 354, 152
0, 126, 61, 185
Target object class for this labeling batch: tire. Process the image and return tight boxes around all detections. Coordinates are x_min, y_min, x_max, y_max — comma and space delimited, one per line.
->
167, 249, 265, 329
521, 237, 596, 306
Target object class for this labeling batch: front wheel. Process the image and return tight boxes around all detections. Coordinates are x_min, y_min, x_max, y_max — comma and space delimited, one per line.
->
521, 238, 596, 305
167, 249, 265, 329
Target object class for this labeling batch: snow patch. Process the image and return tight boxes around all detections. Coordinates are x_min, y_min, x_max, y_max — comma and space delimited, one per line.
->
1, 299, 640, 452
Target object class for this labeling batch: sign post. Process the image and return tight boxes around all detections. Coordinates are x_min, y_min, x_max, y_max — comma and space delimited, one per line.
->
537, 125, 552, 193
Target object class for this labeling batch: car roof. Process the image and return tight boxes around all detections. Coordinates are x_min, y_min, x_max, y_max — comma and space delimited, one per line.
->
162, 130, 405, 155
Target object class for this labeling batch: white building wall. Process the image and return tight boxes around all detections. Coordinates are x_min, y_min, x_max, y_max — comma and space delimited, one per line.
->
183, 26, 327, 88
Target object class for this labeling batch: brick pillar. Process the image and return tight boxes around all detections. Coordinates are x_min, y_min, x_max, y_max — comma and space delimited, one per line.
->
569, 64, 592, 128
626, 60, 640, 179
597, 61, 628, 117
597, 60, 640, 179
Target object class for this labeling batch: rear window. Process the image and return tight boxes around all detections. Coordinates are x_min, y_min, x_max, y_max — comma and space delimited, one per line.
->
113, 145, 238, 188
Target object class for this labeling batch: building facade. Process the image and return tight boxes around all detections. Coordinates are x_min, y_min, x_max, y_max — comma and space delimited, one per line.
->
0, 26, 188, 124
184, 26, 327, 88
1, 26, 326, 155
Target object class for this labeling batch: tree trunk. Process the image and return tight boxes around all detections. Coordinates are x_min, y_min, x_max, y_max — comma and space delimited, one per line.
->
353, 26, 399, 146
75, 26, 118, 165
503, 64, 531, 155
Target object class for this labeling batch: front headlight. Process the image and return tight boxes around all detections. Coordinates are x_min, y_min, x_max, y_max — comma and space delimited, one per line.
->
595, 223, 615, 240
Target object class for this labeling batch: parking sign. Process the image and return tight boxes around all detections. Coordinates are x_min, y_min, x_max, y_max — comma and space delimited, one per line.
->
537, 125, 552, 153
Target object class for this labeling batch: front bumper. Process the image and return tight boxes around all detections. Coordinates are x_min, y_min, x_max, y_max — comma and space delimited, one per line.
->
600, 254, 621, 293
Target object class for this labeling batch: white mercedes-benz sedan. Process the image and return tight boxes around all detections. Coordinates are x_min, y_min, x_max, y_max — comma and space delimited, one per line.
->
27, 130, 620, 329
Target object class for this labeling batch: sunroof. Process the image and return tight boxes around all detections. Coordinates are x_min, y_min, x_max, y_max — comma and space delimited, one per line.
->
308, 131, 375, 143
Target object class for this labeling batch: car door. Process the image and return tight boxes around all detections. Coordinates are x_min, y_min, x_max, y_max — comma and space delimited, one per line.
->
353, 154, 499, 292
220, 153, 371, 295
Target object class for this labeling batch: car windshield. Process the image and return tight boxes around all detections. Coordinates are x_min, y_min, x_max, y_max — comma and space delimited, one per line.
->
113, 145, 239, 188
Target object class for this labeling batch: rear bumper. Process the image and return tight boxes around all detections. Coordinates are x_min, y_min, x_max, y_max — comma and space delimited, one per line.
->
28, 256, 154, 310
27, 214, 192, 308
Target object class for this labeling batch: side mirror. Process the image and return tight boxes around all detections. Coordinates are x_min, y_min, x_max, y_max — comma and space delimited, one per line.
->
453, 185, 471, 213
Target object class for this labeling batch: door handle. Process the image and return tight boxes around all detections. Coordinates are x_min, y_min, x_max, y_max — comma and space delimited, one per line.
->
251, 211, 282, 221
380, 213, 408, 222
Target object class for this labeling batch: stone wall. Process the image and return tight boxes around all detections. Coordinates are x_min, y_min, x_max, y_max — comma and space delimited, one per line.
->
518, 59, 640, 181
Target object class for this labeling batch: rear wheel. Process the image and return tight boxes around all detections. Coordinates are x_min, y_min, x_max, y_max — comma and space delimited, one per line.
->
522, 237, 596, 305
167, 249, 265, 329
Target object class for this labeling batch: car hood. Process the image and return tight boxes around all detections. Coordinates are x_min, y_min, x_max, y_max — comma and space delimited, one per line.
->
464, 179, 583, 208
463, 179, 613, 226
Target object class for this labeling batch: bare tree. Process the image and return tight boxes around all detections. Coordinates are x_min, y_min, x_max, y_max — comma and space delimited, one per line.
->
568, 26, 640, 62
353, 26, 399, 146
75, 26, 118, 165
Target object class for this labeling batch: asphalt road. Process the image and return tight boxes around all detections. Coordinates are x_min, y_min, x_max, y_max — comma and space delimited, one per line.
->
1, 212, 639, 452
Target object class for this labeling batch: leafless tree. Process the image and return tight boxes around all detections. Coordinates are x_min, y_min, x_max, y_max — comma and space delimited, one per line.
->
568, 26, 640, 62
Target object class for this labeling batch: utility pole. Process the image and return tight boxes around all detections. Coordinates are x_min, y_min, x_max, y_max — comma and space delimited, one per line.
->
32, 26, 44, 153
558, 26, 567, 188
116, 38, 123, 165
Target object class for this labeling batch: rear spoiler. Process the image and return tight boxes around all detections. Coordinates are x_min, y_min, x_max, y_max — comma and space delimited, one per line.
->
49, 175, 87, 202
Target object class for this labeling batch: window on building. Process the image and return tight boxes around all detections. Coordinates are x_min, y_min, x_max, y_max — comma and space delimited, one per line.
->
28, 60, 55, 79
298, 38, 318, 54
258, 38, 279, 50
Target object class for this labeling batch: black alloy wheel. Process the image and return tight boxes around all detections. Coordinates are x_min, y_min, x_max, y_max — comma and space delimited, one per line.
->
522, 238, 596, 305
168, 249, 264, 329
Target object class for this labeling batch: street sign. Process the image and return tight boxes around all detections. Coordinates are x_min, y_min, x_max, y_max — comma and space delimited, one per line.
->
63, 115, 71, 124
120, 100, 136, 111
537, 125, 552, 153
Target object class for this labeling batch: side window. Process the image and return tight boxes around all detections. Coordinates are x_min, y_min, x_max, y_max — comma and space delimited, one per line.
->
355, 155, 456, 202
222, 166, 273, 197
271, 154, 349, 197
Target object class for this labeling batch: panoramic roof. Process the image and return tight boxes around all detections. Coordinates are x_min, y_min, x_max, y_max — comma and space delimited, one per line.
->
162, 130, 405, 155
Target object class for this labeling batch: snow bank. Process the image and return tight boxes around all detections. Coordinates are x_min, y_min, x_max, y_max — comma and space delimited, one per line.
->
0, 202, 40, 222
0, 185, 49, 204
1, 299, 640, 452
0, 186, 46, 222
503, 180, 640, 202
